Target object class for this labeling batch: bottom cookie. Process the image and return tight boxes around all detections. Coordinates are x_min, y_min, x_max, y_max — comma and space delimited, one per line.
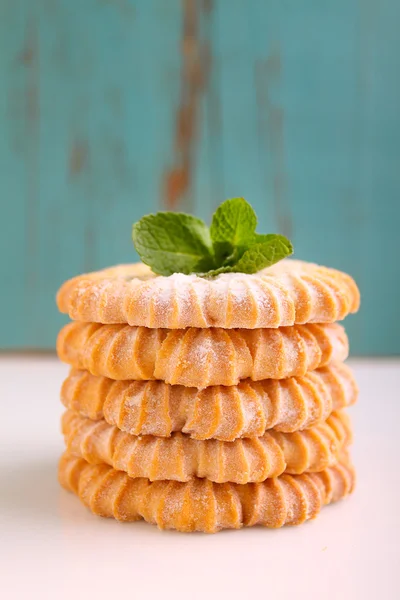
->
59, 452, 355, 533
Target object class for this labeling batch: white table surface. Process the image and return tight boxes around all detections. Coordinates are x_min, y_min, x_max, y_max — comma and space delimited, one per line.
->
0, 356, 399, 600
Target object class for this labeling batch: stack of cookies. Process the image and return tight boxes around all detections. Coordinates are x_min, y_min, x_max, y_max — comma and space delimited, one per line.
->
56, 260, 360, 533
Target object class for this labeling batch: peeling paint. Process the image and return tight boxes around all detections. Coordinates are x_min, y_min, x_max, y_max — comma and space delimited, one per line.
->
202, 0, 213, 12
18, 46, 35, 66
69, 141, 89, 176
163, 0, 212, 209
255, 51, 292, 238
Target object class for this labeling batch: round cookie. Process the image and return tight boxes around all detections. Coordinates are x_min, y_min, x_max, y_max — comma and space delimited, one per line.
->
61, 362, 358, 440
57, 321, 349, 387
56, 260, 360, 329
61, 409, 352, 483
59, 451, 355, 532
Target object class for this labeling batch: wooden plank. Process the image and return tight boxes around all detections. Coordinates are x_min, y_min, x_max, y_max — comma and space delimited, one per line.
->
1, 0, 399, 353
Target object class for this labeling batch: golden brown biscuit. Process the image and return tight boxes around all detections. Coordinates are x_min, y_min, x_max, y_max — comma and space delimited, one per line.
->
61, 362, 358, 439
57, 322, 349, 387
59, 451, 355, 532
56, 261, 359, 329
61, 409, 351, 483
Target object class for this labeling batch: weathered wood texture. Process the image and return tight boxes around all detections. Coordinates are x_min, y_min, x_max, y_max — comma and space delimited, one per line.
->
1, 0, 399, 354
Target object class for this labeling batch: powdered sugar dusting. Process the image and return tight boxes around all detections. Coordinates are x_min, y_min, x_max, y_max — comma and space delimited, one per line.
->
60, 260, 359, 328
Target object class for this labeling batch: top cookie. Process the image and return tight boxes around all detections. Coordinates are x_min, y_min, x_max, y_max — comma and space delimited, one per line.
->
57, 260, 360, 329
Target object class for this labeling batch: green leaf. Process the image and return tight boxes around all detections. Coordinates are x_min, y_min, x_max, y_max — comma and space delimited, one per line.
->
210, 198, 257, 265
132, 212, 215, 276
232, 235, 293, 274
203, 235, 293, 277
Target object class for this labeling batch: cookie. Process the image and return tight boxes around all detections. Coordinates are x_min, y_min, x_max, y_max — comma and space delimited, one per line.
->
61, 362, 358, 439
56, 260, 359, 329
59, 451, 355, 532
57, 322, 349, 387
61, 409, 351, 483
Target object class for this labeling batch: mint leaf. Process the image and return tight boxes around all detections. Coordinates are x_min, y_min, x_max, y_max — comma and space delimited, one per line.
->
132, 212, 215, 276
233, 236, 293, 273
210, 198, 257, 265
203, 235, 293, 277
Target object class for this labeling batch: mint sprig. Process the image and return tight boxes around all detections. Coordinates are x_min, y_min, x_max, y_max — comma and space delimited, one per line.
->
132, 198, 293, 277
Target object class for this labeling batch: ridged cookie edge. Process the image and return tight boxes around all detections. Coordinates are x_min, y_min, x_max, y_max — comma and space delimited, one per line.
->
56, 322, 349, 387
56, 260, 360, 329
58, 451, 355, 532
61, 362, 358, 439
61, 409, 352, 483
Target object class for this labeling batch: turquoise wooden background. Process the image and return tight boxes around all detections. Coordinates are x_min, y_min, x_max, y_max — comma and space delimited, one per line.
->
1, 0, 399, 354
